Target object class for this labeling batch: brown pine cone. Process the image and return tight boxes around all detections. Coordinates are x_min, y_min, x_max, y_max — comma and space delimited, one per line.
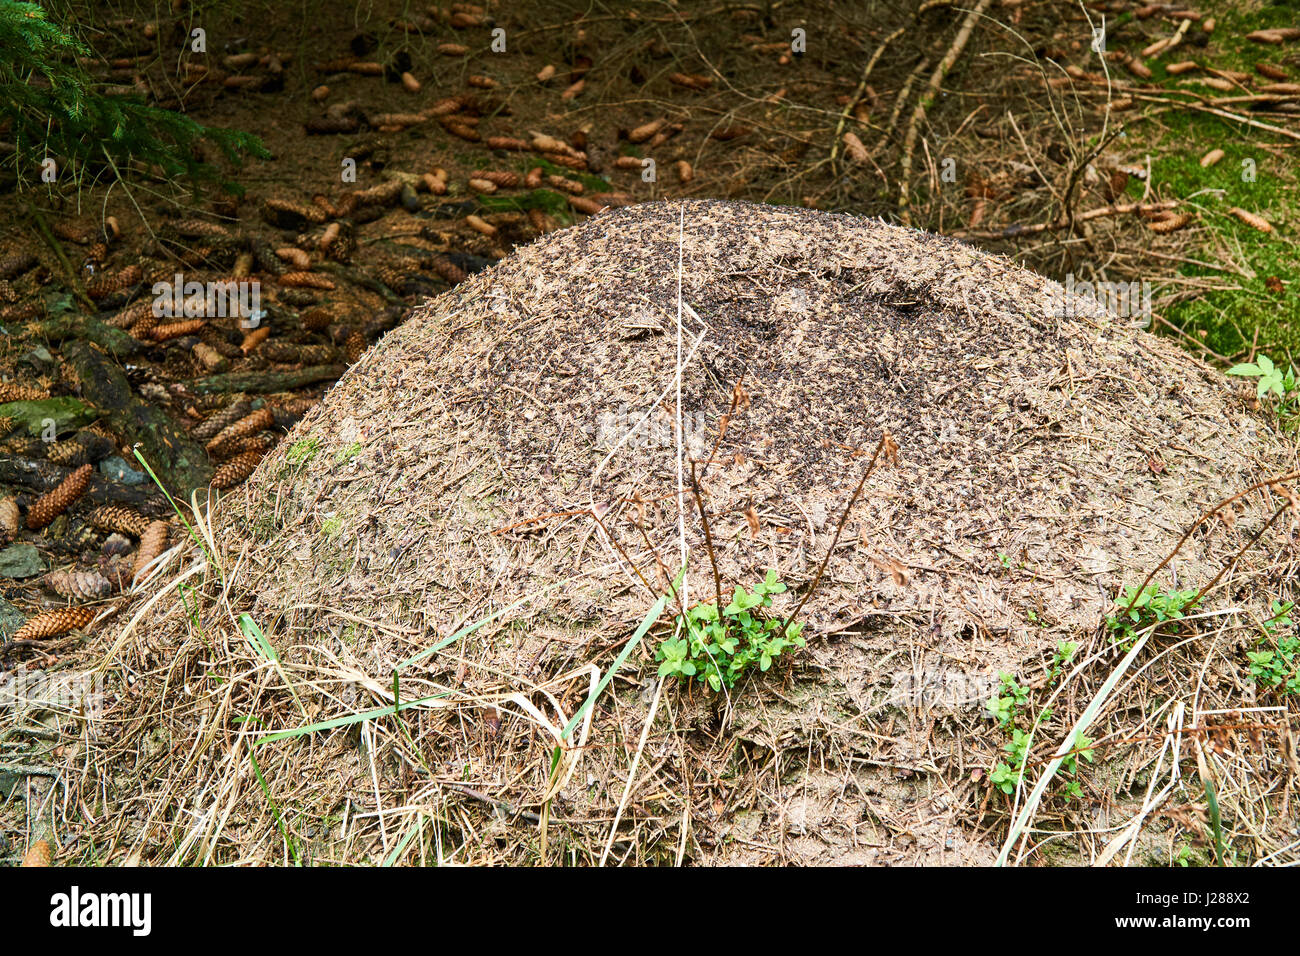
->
191, 399, 253, 441
478, 170, 520, 188
241, 327, 271, 354
45, 568, 115, 601
2, 435, 44, 457
20, 840, 52, 867
105, 301, 156, 329
51, 220, 92, 244
0, 382, 50, 403
279, 272, 335, 290
300, 306, 335, 331
210, 433, 275, 461
485, 136, 529, 151
85, 264, 142, 300
443, 121, 481, 142
345, 329, 367, 364
0, 301, 43, 322
261, 198, 327, 229
192, 342, 229, 372
133, 520, 170, 578
351, 179, 405, 208
169, 219, 232, 239
297, 343, 338, 365
83, 241, 107, 267
211, 450, 264, 489
45, 439, 90, 467
206, 406, 274, 454
88, 505, 151, 538
0, 279, 18, 303
527, 208, 553, 235
0, 250, 38, 280
26, 463, 93, 530
541, 151, 588, 170
0, 416, 14, 436
250, 238, 287, 276
429, 256, 467, 285
12, 605, 96, 642
147, 319, 206, 342
0, 496, 19, 543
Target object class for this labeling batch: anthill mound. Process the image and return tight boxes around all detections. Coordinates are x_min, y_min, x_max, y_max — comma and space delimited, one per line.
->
80, 200, 1295, 865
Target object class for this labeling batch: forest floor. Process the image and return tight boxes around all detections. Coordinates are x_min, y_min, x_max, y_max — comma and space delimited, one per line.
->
1, 0, 1298, 865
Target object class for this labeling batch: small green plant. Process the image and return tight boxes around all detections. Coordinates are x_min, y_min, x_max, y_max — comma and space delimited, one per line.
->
1106, 582, 1200, 647
1228, 354, 1299, 423
987, 641, 1090, 798
656, 570, 804, 692
319, 516, 341, 538
1247, 600, 1299, 696
1228, 353, 1296, 401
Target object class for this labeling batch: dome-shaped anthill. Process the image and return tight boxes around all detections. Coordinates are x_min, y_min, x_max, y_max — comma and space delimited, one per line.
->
89, 201, 1295, 865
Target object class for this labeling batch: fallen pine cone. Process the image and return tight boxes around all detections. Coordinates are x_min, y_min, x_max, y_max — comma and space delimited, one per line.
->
429, 256, 467, 284
527, 208, 552, 235
276, 247, 311, 270
279, 272, 335, 290
1150, 212, 1194, 234
51, 220, 92, 244
211, 450, 264, 489
0, 250, 38, 280
437, 43, 469, 56
241, 326, 272, 355
568, 195, 605, 215
709, 126, 752, 141
299, 306, 336, 332
352, 179, 405, 207
468, 177, 498, 195
0, 496, 19, 543
88, 505, 152, 537
192, 399, 253, 441
0, 382, 50, 403
465, 214, 497, 237
12, 605, 95, 642
546, 174, 584, 194
842, 131, 868, 163
206, 407, 275, 454
485, 136, 529, 151
524, 167, 544, 189
147, 319, 206, 342
540, 151, 587, 170
676, 160, 694, 183
85, 264, 142, 300
669, 72, 712, 90
1228, 207, 1273, 233
628, 118, 666, 144
1200, 148, 1225, 168
345, 329, 367, 363
45, 439, 90, 467
133, 519, 170, 578
45, 568, 115, 601
170, 219, 231, 239
20, 840, 51, 867
262, 198, 328, 228
478, 170, 519, 188
26, 464, 93, 531
443, 121, 481, 142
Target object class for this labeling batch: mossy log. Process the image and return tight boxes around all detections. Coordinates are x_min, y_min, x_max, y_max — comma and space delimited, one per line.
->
63, 340, 212, 495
